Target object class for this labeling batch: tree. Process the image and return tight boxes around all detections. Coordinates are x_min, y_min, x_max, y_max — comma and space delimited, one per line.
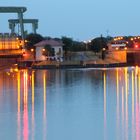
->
61, 36, 73, 59
90, 36, 107, 53
43, 45, 55, 56
69, 41, 86, 52
25, 33, 44, 50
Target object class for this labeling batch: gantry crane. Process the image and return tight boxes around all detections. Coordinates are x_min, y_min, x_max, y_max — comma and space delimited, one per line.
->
0, 7, 27, 39
8, 19, 38, 34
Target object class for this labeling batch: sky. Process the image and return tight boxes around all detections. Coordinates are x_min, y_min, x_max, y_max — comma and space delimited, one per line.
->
0, 0, 140, 41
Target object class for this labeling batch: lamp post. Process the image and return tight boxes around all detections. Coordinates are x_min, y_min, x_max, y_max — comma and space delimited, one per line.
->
84, 40, 91, 51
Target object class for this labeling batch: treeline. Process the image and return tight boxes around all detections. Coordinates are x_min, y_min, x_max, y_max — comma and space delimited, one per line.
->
25, 33, 113, 53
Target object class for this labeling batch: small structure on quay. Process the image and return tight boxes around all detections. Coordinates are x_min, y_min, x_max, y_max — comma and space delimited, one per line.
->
34, 39, 64, 61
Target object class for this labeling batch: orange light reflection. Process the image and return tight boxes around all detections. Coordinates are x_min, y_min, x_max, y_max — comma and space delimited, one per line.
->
23, 70, 29, 140
125, 68, 128, 140
17, 71, 21, 140
32, 71, 35, 140
43, 71, 47, 140
132, 70, 135, 139
103, 72, 107, 140
121, 86, 124, 140
116, 68, 120, 139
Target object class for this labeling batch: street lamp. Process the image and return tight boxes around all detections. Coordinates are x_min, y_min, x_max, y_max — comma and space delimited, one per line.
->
84, 40, 91, 51
31, 48, 34, 52
124, 47, 127, 50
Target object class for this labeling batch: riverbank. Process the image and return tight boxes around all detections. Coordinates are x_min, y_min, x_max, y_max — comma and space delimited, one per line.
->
18, 51, 136, 69
32, 62, 129, 69
30, 57, 132, 69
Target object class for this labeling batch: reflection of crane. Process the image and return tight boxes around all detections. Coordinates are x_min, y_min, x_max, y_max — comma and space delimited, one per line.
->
8, 19, 38, 34
0, 7, 27, 39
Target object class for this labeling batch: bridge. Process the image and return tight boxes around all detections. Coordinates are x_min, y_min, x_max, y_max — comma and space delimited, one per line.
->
0, 33, 23, 58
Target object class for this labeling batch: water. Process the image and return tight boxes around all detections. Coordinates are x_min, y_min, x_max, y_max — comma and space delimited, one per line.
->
0, 67, 140, 140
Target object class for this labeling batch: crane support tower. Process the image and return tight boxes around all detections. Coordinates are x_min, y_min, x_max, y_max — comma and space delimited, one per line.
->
0, 7, 27, 39
8, 19, 38, 34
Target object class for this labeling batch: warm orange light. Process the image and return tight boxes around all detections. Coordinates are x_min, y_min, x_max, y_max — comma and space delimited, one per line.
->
42, 49, 45, 52
14, 68, 18, 72
31, 49, 34, 52
103, 48, 106, 51
23, 52, 27, 57
10, 68, 13, 72
124, 47, 127, 50
135, 45, 138, 48
22, 49, 26, 53
24, 40, 28, 43
116, 47, 119, 50
131, 38, 134, 41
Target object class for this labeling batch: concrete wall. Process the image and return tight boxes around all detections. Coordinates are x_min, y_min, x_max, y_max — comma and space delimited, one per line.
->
35, 46, 63, 61
22, 50, 35, 61
127, 52, 140, 65
52, 46, 63, 58
108, 51, 126, 62
36, 46, 46, 61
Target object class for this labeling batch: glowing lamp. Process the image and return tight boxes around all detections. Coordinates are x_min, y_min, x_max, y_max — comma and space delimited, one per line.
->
23, 52, 27, 57
135, 45, 138, 48
124, 47, 127, 50
31, 49, 34, 52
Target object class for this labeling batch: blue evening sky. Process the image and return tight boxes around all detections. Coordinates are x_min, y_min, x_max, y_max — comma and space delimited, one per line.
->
1, 0, 140, 40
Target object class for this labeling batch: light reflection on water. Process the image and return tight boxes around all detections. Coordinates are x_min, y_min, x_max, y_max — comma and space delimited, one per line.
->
0, 67, 140, 139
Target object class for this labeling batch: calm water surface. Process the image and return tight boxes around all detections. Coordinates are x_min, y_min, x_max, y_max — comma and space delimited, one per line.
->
0, 67, 140, 140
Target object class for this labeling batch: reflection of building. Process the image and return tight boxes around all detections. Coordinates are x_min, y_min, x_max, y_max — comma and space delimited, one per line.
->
35, 39, 63, 61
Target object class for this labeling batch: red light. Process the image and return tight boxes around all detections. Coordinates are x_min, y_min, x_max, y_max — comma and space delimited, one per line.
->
23, 52, 27, 57
135, 45, 138, 48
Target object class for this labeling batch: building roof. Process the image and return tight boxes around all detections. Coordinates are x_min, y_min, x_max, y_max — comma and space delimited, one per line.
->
35, 39, 63, 47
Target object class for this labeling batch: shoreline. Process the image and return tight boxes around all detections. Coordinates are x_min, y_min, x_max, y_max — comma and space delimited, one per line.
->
31, 62, 134, 69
